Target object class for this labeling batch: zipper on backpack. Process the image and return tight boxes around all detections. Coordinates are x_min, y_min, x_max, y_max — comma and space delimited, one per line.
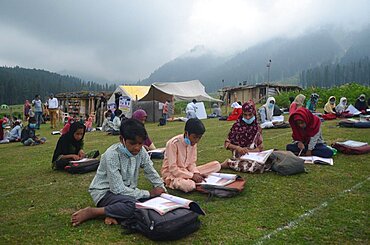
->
150, 221, 154, 230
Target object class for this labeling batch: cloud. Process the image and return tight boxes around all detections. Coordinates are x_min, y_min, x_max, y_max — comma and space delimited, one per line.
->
0, 0, 369, 82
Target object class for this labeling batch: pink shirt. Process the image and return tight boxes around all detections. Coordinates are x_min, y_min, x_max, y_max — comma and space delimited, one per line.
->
161, 134, 200, 185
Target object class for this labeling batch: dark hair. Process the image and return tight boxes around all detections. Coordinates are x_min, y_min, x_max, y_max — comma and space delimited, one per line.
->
120, 118, 147, 141
28, 117, 36, 123
192, 99, 197, 103
35, 94, 40, 98
289, 96, 294, 103
115, 109, 122, 117
237, 101, 242, 105
13, 121, 20, 126
185, 118, 205, 135
67, 122, 86, 146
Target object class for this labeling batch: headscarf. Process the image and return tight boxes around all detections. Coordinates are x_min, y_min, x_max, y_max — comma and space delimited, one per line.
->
227, 100, 260, 148
132, 109, 148, 122
355, 94, 367, 111
294, 94, 306, 106
261, 97, 275, 121
336, 97, 347, 113
324, 96, 336, 114
61, 117, 74, 135
52, 122, 86, 162
289, 107, 321, 144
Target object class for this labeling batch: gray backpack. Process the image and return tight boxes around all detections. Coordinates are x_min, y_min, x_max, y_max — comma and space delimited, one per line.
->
270, 151, 306, 175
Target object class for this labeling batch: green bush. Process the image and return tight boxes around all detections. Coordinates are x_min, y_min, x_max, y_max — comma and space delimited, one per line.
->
274, 83, 370, 108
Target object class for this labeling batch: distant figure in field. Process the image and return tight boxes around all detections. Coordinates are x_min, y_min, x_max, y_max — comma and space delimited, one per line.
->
111, 109, 122, 135
354, 94, 368, 114
101, 110, 114, 132
21, 117, 46, 146
335, 97, 349, 116
61, 117, 75, 135
258, 97, 289, 129
7, 121, 22, 142
324, 96, 336, 115
162, 100, 170, 125
132, 109, 156, 150
186, 99, 198, 119
0, 118, 10, 144
48, 94, 59, 129
212, 103, 222, 117
85, 115, 94, 132
289, 94, 306, 115
306, 93, 319, 112
32, 95, 43, 129
24, 100, 31, 121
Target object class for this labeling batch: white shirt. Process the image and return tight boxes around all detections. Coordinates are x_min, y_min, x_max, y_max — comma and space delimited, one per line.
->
48, 98, 59, 109
186, 102, 197, 113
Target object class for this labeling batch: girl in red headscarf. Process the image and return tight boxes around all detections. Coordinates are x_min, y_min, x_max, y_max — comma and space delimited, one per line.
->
222, 100, 272, 173
61, 117, 75, 135
287, 107, 333, 158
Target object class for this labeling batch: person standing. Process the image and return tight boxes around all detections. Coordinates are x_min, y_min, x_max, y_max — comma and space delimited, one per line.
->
32, 95, 43, 129
24, 100, 31, 121
48, 94, 59, 129
162, 100, 170, 124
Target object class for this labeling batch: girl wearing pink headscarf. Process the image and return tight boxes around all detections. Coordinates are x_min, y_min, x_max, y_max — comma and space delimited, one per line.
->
84, 116, 93, 132
132, 109, 156, 150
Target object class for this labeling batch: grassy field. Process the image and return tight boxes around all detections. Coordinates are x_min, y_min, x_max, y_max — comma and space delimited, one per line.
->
0, 111, 369, 244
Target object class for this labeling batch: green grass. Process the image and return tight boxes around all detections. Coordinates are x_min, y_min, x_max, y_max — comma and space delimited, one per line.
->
0, 113, 369, 244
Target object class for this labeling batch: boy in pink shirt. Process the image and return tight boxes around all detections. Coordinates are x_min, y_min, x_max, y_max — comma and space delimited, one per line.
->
161, 118, 221, 192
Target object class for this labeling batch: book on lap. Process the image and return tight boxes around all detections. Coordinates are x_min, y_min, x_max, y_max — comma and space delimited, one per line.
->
135, 193, 205, 216
299, 156, 333, 166
197, 173, 237, 187
240, 149, 274, 163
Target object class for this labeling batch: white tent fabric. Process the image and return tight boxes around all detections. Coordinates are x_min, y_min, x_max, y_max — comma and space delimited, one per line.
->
140, 80, 222, 102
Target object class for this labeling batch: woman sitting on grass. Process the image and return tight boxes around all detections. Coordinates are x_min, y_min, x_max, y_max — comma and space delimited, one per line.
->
52, 122, 99, 170
335, 97, 349, 116
324, 96, 336, 114
221, 100, 272, 173
286, 107, 333, 158
0, 118, 10, 144
7, 121, 22, 142
132, 109, 156, 151
289, 94, 306, 115
21, 117, 46, 146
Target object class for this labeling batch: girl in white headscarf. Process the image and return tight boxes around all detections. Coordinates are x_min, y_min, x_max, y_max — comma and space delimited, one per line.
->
335, 97, 348, 114
258, 97, 276, 128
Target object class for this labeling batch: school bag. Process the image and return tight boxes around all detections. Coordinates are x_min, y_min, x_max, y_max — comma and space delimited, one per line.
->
64, 159, 100, 174
270, 151, 306, 176
196, 177, 246, 198
121, 208, 201, 241
332, 142, 370, 155
158, 117, 166, 126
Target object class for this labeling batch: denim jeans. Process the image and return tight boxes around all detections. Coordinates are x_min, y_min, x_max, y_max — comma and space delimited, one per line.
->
35, 111, 43, 129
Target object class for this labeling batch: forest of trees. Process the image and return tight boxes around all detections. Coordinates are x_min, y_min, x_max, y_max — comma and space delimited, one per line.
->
0, 66, 116, 105
300, 57, 370, 88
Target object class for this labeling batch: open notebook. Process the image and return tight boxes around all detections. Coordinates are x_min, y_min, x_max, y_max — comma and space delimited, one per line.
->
240, 149, 274, 163
197, 173, 237, 187
299, 156, 333, 166
135, 193, 205, 216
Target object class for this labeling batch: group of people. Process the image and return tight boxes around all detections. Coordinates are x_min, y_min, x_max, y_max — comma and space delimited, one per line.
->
70, 93, 341, 227
289, 93, 369, 117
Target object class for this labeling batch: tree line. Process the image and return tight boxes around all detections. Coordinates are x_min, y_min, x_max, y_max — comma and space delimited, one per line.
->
300, 57, 370, 88
0, 66, 116, 105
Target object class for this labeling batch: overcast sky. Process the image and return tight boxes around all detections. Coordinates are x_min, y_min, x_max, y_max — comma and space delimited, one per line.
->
0, 0, 369, 82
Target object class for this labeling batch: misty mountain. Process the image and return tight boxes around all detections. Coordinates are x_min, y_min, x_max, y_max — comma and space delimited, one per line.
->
140, 28, 370, 92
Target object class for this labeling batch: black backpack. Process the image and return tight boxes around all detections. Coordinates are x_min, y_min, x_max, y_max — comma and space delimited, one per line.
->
64, 159, 100, 174
158, 117, 166, 126
121, 208, 201, 241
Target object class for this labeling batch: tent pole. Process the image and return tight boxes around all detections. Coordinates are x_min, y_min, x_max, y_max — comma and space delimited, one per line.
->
152, 87, 155, 122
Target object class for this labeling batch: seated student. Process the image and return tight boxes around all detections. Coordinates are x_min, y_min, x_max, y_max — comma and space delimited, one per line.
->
335, 97, 349, 116
111, 109, 122, 135
227, 101, 242, 121
355, 94, 368, 114
7, 121, 22, 142
52, 122, 99, 170
61, 117, 74, 135
211, 103, 222, 117
221, 100, 271, 173
21, 117, 46, 146
286, 107, 333, 158
324, 96, 336, 114
289, 94, 306, 115
71, 119, 166, 226
84, 115, 93, 132
258, 97, 288, 129
306, 93, 319, 112
0, 118, 10, 144
101, 110, 114, 132
132, 109, 156, 150
161, 118, 221, 193
186, 99, 198, 119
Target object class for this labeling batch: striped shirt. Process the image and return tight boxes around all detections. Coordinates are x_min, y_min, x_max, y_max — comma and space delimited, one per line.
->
89, 143, 165, 205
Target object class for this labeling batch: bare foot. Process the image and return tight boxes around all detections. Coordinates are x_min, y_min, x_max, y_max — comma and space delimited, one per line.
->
104, 217, 118, 225
71, 207, 103, 226
221, 159, 230, 169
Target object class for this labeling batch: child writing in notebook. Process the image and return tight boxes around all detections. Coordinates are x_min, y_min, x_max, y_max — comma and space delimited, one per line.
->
71, 119, 166, 226
161, 118, 221, 193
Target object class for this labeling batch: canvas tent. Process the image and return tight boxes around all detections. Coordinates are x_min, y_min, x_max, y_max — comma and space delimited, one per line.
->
107, 85, 150, 117
140, 80, 222, 103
